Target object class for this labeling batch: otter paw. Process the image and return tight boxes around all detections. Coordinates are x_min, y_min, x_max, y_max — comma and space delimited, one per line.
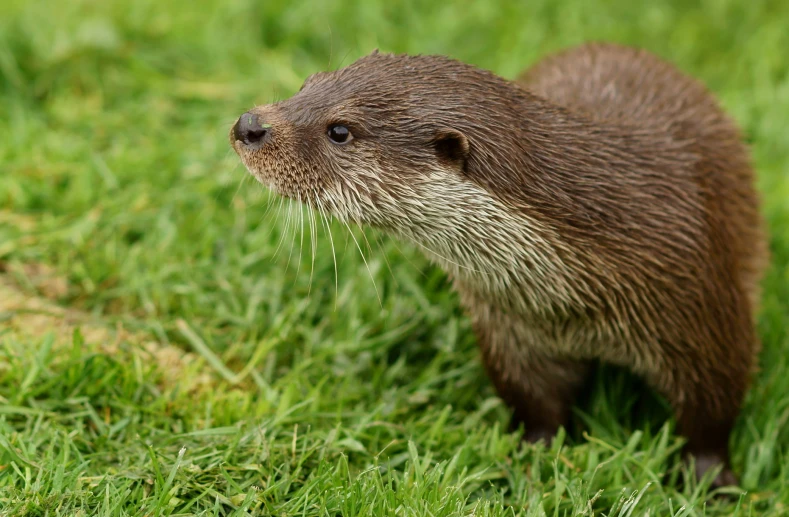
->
693, 453, 739, 489
523, 426, 557, 444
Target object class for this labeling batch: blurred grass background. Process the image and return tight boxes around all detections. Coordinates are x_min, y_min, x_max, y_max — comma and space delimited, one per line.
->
1, 0, 788, 514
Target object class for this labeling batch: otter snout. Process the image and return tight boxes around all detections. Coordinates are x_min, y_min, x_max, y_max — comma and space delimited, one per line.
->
232, 111, 272, 150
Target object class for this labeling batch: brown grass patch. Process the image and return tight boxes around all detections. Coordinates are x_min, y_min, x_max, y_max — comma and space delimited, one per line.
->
0, 269, 211, 391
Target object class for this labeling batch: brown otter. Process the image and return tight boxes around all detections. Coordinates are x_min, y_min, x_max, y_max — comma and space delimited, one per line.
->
229, 43, 768, 488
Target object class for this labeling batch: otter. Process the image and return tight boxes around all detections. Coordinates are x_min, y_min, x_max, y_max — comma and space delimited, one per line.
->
230, 43, 768, 488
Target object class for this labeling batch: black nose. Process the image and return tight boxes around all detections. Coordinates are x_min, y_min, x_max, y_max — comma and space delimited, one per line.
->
233, 111, 271, 148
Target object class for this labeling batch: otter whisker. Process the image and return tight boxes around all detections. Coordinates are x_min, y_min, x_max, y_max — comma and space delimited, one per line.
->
375, 234, 399, 287
259, 189, 280, 222
273, 197, 292, 260
319, 190, 351, 262
306, 195, 318, 296
271, 196, 288, 258
354, 220, 376, 259
314, 194, 339, 308
230, 164, 251, 206
259, 193, 284, 247
340, 217, 382, 308
284, 198, 300, 274
272, 194, 285, 237
353, 219, 397, 287
294, 192, 305, 280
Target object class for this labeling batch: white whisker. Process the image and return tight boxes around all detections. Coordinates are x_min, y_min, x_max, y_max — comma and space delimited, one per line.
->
259, 190, 279, 221
259, 193, 284, 245
284, 198, 299, 273
231, 167, 251, 205
307, 196, 318, 295
273, 197, 292, 259
294, 193, 305, 280
375, 234, 398, 287
341, 218, 382, 308
315, 195, 339, 308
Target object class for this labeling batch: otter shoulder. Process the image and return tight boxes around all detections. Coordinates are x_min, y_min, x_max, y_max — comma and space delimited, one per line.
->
516, 42, 722, 131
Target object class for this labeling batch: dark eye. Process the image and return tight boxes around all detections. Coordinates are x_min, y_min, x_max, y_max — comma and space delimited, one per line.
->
327, 124, 353, 145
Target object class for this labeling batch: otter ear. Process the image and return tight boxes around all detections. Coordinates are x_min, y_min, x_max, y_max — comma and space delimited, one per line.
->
433, 128, 469, 170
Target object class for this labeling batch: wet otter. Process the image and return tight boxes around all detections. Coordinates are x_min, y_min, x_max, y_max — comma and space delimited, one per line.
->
230, 43, 768, 488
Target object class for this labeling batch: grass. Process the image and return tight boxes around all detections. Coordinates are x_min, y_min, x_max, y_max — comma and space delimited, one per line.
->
1, 0, 788, 514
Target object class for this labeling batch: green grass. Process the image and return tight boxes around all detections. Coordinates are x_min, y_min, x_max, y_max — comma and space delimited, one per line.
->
1, 0, 788, 514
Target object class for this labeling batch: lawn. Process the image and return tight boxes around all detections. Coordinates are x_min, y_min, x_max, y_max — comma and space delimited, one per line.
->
1, 0, 788, 515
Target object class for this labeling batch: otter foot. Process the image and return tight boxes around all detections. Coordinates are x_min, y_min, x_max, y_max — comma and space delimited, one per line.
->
523, 426, 557, 444
692, 452, 739, 489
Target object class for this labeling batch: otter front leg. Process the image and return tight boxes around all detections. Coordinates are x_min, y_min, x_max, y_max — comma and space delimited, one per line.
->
483, 350, 589, 443
678, 407, 739, 488
645, 344, 752, 488
475, 323, 590, 442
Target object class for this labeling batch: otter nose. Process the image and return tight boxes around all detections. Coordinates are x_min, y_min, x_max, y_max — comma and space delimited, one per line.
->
233, 112, 271, 148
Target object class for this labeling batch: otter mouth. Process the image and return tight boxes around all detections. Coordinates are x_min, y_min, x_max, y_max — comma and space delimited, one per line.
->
240, 162, 289, 198
229, 136, 272, 185
236, 156, 308, 205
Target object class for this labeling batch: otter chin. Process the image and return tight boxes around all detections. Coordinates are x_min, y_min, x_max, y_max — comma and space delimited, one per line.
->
230, 44, 768, 489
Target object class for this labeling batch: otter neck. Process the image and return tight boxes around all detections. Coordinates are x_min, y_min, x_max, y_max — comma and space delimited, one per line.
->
396, 89, 695, 315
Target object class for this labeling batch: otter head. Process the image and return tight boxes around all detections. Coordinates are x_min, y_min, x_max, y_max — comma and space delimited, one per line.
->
232, 52, 535, 226
230, 51, 560, 289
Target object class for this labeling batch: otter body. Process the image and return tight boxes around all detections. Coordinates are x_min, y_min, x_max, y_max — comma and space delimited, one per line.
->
231, 43, 768, 487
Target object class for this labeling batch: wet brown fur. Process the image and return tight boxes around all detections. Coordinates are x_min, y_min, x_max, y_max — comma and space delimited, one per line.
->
231, 42, 768, 487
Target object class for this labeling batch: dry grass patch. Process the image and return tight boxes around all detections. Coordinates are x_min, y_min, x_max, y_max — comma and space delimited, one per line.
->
0, 270, 210, 392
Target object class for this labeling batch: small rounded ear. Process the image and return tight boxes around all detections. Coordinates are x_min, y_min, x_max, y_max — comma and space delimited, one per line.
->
433, 128, 470, 170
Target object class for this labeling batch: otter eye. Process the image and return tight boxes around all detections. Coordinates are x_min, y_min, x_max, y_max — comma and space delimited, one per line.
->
327, 124, 353, 145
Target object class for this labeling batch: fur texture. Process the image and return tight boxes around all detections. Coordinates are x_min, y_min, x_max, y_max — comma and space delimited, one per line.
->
230, 42, 768, 487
